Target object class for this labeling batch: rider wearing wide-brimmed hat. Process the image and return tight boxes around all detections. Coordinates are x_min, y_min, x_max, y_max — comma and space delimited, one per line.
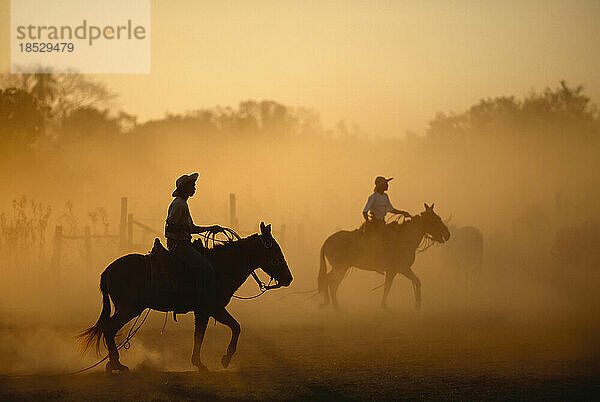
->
165, 173, 221, 307
362, 176, 410, 229
166, 173, 221, 244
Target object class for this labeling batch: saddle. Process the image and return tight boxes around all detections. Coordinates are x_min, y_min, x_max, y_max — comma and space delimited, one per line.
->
355, 221, 396, 266
147, 238, 213, 316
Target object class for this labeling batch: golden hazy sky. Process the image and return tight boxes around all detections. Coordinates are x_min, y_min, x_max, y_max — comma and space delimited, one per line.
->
1, 0, 599, 136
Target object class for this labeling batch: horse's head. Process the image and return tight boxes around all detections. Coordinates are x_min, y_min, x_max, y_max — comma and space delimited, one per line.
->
420, 203, 451, 243
256, 222, 293, 287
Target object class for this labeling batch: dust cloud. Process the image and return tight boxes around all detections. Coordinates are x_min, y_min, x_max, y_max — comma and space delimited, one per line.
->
1, 76, 599, 399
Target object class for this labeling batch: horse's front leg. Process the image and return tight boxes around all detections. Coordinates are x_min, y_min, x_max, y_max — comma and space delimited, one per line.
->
213, 307, 240, 368
381, 271, 397, 310
401, 268, 422, 310
191, 311, 209, 372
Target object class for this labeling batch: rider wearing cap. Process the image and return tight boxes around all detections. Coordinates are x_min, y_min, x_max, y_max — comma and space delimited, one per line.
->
362, 176, 410, 230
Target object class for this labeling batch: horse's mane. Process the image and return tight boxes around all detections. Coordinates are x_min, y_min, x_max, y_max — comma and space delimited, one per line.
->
355, 215, 419, 233
389, 214, 437, 252
380, 214, 435, 253
194, 233, 261, 257
387, 214, 420, 231
387, 218, 410, 228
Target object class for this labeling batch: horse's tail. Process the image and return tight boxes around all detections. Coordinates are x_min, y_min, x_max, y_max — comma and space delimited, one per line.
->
77, 271, 111, 356
317, 243, 329, 295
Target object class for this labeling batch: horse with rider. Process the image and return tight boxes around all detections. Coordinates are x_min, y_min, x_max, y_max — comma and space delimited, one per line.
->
79, 173, 293, 373
319, 175, 450, 310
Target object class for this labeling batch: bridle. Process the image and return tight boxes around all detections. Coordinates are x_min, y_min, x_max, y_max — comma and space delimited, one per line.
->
252, 235, 284, 286
198, 228, 283, 298
232, 233, 284, 299
387, 213, 438, 253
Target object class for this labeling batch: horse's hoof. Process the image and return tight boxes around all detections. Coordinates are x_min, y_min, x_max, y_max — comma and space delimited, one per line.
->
195, 363, 209, 373
106, 361, 129, 373
221, 354, 232, 368
192, 356, 209, 373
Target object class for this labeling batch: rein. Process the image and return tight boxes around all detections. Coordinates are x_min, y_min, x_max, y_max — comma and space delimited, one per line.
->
387, 214, 435, 253
231, 237, 283, 299
198, 228, 281, 300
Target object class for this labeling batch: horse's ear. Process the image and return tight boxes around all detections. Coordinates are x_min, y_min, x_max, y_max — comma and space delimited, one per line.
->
431, 203, 435, 210
265, 223, 272, 237
424, 203, 429, 210
260, 222, 266, 232
152, 238, 163, 254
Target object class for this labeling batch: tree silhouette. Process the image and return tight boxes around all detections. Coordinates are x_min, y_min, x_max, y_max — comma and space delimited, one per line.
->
1, 70, 116, 130
427, 81, 599, 141
59, 107, 122, 142
0, 87, 48, 148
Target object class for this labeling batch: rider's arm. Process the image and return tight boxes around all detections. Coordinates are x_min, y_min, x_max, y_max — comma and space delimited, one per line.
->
192, 224, 220, 234
390, 208, 411, 217
166, 199, 183, 225
362, 194, 374, 221
184, 204, 219, 234
387, 196, 411, 217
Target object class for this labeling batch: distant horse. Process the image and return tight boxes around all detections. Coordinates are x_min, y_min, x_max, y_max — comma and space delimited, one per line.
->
78, 222, 293, 373
318, 203, 450, 310
444, 225, 484, 286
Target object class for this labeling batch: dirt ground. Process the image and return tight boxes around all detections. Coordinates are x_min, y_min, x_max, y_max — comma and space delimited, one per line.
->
1, 305, 599, 401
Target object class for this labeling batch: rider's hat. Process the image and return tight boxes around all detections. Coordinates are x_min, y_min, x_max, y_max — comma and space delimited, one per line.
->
375, 176, 393, 186
172, 173, 199, 197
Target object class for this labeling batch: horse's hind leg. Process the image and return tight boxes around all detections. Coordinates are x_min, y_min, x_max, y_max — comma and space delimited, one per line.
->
381, 271, 397, 310
320, 287, 331, 307
320, 273, 331, 308
329, 266, 349, 310
213, 308, 241, 368
103, 308, 140, 372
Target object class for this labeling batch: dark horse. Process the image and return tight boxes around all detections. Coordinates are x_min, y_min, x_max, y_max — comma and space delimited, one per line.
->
78, 222, 293, 372
318, 203, 450, 310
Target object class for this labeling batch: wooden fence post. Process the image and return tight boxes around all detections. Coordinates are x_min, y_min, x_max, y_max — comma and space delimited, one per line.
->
51, 225, 63, 271
84, 226, 92, 271
119, 197, 128, 251
229, 193, 238, 229
127, 213, 134, 250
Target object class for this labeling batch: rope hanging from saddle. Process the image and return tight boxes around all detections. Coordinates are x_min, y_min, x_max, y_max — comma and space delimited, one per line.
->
416, 235, 435, 253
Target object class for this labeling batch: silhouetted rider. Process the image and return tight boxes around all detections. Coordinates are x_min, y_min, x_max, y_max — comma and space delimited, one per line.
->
165, 173, 220, 280
362, 176, 410, 231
